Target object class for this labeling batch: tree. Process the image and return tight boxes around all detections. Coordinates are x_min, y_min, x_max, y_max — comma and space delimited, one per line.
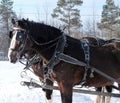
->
51, 0, 83, 36
97, 0, 120, 38
83, 19, 100, 37
0, 0, 16, 55
0, 0, 16, 33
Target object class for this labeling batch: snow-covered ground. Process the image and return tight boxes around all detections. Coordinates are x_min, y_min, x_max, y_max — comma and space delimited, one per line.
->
0, 61, 120, 103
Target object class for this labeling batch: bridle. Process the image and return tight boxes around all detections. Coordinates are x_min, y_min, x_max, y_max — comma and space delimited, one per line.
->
9, 27, 66, 60
9, 27, 29, 58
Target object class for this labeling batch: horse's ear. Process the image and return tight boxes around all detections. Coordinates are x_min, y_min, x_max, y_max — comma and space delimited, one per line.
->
26, 18, 29, 21
11, 19, 16, 25
22, 18, 25, 21
22, 18, 28, 22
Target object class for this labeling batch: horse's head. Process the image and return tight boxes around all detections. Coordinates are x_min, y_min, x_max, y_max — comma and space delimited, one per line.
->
8, 18, 64, 63
8, 19, 32, 63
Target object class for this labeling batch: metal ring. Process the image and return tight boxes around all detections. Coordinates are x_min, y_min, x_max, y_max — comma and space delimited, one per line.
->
20, 71, 27, 78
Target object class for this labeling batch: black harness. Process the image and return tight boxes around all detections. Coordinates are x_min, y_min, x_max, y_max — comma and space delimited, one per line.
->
80, 39, 90, 84
9, 29, 28, 57
12, 28, 120, 87
43, 32, 66, 83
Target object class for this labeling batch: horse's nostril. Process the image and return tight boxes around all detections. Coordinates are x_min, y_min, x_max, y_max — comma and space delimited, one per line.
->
10, 57, 18, 63
8, 52, 18, 63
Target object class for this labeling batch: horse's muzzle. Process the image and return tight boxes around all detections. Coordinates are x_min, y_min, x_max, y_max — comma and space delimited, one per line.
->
9, 55, 18, 63
8, 50, 18, 63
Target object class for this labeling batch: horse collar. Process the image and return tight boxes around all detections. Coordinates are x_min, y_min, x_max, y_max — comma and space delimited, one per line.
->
81, 39, 90, 65
43, 33, 66, 83
80, 39, 91, 85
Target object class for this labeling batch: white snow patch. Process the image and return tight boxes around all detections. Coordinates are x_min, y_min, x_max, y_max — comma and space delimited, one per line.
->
0, 61, 119, 103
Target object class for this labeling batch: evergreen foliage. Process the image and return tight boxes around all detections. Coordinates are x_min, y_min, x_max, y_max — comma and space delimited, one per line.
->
0, 0, 16, 33
51, 0, 83, 35
97, 0, 120, 38
0, 0, 16, 55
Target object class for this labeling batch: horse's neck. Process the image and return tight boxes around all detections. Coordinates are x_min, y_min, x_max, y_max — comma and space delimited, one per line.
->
34, 35, 85, 62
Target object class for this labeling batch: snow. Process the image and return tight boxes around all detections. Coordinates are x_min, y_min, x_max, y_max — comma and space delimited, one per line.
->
0, 61, 120, 103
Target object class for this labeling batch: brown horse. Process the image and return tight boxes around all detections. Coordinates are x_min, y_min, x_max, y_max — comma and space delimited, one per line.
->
81, 37, 117, 103
8, 19, 120, 103
17, 36, 116, 103
9, 31, 53, 103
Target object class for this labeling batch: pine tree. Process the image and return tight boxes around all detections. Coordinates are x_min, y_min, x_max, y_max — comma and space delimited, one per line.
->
0, 0, 16, 55
0, 0, 16, 34
97, 0, 120, 38
51, 0, 83, 36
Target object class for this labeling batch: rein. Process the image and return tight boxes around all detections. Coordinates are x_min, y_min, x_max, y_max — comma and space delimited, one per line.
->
29, 34, 63, 46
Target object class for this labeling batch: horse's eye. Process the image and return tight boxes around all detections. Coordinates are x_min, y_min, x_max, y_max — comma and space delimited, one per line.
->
9, 31, 13, 39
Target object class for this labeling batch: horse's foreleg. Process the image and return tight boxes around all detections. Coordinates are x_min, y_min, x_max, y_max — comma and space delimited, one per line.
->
42, 88, 53, 103
58, 82, 73, 103
42, 79, 53, 103
60, 87, 72, 103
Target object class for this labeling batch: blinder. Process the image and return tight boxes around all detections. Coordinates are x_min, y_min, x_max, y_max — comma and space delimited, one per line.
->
16, 31, 27, 43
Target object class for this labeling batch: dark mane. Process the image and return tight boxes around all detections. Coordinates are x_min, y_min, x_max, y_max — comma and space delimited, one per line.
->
17, 19, 62, 43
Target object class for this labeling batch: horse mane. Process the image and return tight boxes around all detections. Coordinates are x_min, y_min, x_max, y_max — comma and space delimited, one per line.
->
17, 19, 62, 43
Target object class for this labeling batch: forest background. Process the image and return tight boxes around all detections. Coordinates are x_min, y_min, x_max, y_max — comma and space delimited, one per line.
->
0, 0, 120, 58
